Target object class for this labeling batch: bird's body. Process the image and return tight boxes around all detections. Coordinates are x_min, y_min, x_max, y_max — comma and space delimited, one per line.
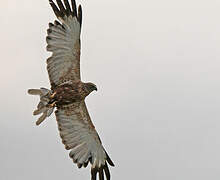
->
28, 0, 114, 180
51, 81, 96, 106
53, 82, 82, 106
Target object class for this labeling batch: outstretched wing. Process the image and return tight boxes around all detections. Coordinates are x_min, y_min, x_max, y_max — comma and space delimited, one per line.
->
47, 0, 82, 88
55, 101, 114, 180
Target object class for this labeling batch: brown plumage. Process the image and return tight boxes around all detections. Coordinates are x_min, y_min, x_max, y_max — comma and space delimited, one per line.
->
28, 1, 114, 180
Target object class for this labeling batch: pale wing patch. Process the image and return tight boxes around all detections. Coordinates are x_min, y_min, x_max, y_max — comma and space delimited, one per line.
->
46, 16, 81, 87
55, 101, 114, 178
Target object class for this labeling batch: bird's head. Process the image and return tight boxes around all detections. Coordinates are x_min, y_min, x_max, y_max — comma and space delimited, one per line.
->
85, 82, 97, 93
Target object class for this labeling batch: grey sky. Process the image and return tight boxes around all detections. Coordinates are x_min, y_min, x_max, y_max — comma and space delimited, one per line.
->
1, 0, 220, 179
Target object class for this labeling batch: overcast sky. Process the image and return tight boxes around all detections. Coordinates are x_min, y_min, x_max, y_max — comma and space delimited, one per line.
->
1, 0, 220, 179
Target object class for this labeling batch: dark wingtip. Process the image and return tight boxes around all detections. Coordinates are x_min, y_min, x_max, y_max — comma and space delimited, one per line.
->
71, 0, 77, 17
63, 0, 72, 16
106, 151, 115, 167
49, 0, 82, 24
77, 5, 82, 27
83, 161, 89, 168
99, 168, 104, 180
77, 163, 83, 168
91, 163, 112, 180
49, 22, 54, 27
56, 0, 66, 16
103, 163, 111, 180
91, 167, 98, 180
49, 0, 63, 18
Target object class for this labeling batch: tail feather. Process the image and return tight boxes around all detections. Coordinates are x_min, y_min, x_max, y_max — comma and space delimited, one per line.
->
28, 88, 55, 125
36, 112, 47, 126
33, 107, 47, 116
37, 101, 46, 109
28, 89, 42, 95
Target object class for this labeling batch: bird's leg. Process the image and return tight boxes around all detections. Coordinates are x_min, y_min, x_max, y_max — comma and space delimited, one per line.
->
47, 101, 56, 108
48, 91, 57, 108
50, 92, 57, 99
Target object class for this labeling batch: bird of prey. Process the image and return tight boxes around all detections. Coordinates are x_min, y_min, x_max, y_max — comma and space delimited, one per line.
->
28, 0, 114, 179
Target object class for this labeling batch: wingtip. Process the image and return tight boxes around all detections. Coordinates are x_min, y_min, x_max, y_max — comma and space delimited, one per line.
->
77, 4, 82, 26
105, 151, 115, 167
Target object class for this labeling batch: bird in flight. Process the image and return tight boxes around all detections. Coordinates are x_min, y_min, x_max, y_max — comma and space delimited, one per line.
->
28, 0, 114, 179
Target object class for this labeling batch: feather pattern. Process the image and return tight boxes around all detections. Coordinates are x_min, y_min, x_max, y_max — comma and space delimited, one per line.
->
55, 101, 114, 180
47, 0, 82, 88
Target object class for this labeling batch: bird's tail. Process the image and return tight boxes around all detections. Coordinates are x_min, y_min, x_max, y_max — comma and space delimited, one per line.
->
28, 88, 55, 125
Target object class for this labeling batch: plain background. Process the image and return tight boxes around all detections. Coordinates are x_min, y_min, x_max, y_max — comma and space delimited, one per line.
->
1, 0, 220, 179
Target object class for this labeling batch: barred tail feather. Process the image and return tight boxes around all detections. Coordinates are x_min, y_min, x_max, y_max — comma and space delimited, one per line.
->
28, 88, 55, 125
